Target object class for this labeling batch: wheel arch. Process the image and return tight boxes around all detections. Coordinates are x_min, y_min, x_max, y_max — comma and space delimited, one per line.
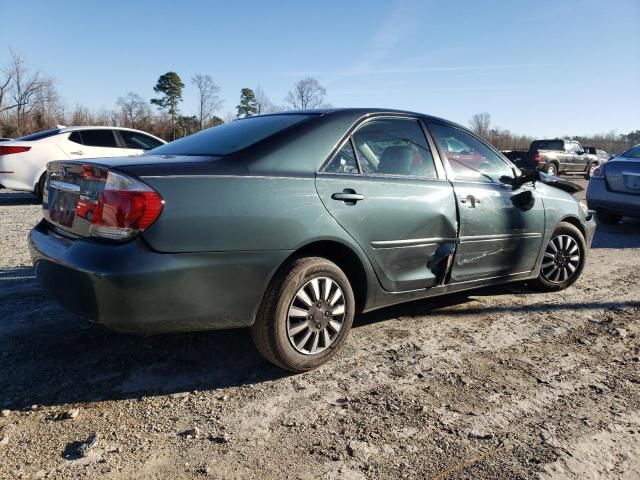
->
33, 168, 47, 195
557, 215, 586, 239
275, 239, 372, 314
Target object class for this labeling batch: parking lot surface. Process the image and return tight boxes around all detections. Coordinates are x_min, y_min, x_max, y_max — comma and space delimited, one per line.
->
0, 177, 639, 479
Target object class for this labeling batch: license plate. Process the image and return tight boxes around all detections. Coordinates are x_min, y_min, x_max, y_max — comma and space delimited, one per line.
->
48, 187, 77, 227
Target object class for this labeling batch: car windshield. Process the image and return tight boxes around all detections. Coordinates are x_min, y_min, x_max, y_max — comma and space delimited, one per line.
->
149, 114, 313, 156
621, 145, 640, 159
16, 128, 61, 141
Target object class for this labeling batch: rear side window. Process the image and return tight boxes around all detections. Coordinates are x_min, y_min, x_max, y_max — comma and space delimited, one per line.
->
80, 130, 118, 148
324, 140, 359, 174
69, 132, 83, 144
120, 131, 164, 150
622, 145, 640, 158
531, 140, 564, 151
351, 119, 436, 178
150, 114, 312, 156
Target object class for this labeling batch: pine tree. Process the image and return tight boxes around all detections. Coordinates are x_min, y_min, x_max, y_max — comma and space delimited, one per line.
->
151, 72, 185, 140
236, 88, 258, 118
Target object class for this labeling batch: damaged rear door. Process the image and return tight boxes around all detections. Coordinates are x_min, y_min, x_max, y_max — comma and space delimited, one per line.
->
315, 116, 457, 292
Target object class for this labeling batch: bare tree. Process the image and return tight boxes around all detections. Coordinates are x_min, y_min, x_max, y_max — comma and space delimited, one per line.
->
469, 112, 491, 139
285, 77, 327, 110
191, 74, 222, 130
6, 50, 54, 135
255, 85, 280, 114
117, 92, 149, 129
0, 71, 12, 115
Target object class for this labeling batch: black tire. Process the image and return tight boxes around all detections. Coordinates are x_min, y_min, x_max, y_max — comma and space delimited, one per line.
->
546, 163, 558, 176
531, 222, 586, 292
584, 162, 598, 180
251, 256, 355, 372
596, 211, 621, 225
35, 173, 46, 200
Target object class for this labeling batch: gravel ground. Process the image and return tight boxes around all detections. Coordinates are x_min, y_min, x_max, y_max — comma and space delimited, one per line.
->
0, 178, 639, 480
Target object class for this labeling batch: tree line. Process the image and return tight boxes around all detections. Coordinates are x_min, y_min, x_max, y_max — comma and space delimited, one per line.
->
0, 50, 636, 154
0, 50, 329, 140
469, 112, 639, 154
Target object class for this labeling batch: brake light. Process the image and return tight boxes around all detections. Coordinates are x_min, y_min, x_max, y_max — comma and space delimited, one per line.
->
89, 171, 164, 240
533, 151, 541, 164
0, 145, 31, 155
591, 165, 604, 179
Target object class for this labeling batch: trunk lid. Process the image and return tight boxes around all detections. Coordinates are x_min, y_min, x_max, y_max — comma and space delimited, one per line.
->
43, 155, 213, 238
605, 158, 640, 195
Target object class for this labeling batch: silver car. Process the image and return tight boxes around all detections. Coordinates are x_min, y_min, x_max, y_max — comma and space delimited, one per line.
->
587, 144, 640, 224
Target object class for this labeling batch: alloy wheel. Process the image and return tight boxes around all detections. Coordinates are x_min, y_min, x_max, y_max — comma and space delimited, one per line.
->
286, 277, 346, 355
541, 234, 581, 284
547, 164, 557, 176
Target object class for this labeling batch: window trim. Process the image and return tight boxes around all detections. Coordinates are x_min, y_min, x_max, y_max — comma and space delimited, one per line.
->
318, 114, 447, 181
425, 121, 517, 185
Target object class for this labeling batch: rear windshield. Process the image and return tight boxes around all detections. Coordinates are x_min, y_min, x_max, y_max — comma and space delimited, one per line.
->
531, 140, 564, 151
149, 114, 313, 156
621, 145, 640, 159
16, 128, 61, 141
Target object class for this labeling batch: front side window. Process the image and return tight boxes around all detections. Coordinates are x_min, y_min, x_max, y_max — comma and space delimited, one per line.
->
428, 123, 513, 183
80, 130, 118, 148
351, 118, 436, 178
120, 131, 164, 150
324, 140, 359, 174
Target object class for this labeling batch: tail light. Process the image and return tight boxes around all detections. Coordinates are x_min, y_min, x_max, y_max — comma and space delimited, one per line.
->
89, 171, 164, 240
590, 165, 604, 179
0, 146, 31, 155
533, 151, 541, 164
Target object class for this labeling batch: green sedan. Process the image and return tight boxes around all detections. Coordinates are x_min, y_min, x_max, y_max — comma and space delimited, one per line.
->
29, 108, 596, 371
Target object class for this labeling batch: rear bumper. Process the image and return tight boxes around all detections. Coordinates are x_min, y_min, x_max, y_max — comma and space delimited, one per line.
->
29, 220, 291, 334
586, 179, 640, 218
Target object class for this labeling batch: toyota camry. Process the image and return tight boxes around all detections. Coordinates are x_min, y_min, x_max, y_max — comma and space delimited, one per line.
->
29, 109, 596, 371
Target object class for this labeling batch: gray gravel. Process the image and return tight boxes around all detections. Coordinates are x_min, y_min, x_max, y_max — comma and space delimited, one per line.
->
0, 182, 639, 479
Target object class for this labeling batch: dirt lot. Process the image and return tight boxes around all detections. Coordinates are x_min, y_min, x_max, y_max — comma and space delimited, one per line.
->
0, 178, 639, 480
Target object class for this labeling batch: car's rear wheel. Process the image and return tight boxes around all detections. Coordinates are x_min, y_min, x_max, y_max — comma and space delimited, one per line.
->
596, 211, 621, 225
531, 222, 586, 292
546, 163, 558, 176
251, 256, 355, 372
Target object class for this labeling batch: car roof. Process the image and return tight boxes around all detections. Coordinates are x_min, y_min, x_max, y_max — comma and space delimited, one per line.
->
259, 107, 451, 123
59, 126, 156, 135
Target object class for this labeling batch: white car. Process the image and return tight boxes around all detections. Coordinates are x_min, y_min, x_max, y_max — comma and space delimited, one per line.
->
0, 126, 166, 196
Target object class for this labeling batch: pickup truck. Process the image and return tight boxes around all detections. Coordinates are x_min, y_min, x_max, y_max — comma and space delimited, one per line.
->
502, 139, 600, 179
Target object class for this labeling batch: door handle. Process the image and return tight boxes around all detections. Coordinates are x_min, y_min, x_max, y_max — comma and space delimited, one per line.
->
70, 151, 84, 155
460, 195, 480, 207
331, 190, 364, 204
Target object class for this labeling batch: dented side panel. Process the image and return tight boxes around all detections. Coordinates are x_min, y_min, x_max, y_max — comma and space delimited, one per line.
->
449, 181, 546, 282
315, 174, 457, 292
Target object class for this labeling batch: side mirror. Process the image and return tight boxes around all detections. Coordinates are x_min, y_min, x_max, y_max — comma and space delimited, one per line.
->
501, 171, 540, 190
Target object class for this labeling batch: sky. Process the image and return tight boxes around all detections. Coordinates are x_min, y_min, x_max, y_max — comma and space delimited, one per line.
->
1, 0, 638, 137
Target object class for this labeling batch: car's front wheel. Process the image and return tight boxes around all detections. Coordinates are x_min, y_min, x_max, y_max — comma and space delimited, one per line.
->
585, 162, 598, 180
251, 256, 355, 372
531, 222, 586, 292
